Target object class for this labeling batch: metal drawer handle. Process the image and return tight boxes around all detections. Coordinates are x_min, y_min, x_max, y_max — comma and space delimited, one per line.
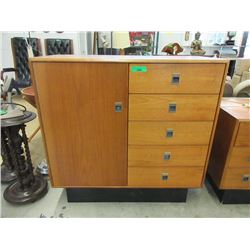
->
247, 157, 250, 162
166, 129, 174, 138
242, 175, 250, 182
168, 103, 177, 113
114, 102, 122, 112
171, 73, 180, 85
162, 173, 169, 181
163, 152, 171, 160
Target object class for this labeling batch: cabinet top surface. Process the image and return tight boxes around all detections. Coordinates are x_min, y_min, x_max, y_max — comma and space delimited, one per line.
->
29, 55, 229, 64
221, 98, 250, 121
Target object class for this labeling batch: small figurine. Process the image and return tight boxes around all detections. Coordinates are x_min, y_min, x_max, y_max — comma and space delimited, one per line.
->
162, 43, 183, 55
190, 32, 206, 56
225, 31, 236, 45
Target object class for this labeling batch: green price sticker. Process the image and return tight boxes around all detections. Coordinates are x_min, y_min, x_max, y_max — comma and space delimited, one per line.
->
131, 66, 147, 73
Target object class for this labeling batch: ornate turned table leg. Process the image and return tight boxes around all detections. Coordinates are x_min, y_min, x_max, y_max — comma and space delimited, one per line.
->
2, 110, 48, 204
1, 128, 17, 183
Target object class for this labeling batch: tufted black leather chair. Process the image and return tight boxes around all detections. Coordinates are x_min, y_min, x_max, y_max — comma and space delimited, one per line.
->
45, 39, 74, 55
11, 37, 42, 83
97, 48, 120, 55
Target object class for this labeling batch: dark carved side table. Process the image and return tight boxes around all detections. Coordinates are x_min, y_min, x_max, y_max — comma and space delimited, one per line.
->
1, 129, 17, 183
1, 106, 48, 204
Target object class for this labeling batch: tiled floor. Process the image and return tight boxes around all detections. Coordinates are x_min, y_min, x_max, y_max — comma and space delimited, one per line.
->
1, 96, 250, 218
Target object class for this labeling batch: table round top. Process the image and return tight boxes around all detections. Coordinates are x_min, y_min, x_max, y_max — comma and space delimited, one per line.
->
1, 111, 36, 127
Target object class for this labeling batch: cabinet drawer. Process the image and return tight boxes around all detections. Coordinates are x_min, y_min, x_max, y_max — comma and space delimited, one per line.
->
129, 63, 224, 94
129, 94, 218, 121
222, 167, 250, 189
129, 121, 213, 145
228, 147, 250, 168
128, 145, 208, 167
234, 123, 250, 146
128, 166, 204, 187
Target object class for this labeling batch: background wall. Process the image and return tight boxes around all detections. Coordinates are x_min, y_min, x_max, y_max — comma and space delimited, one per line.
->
1, 31, 248, 74
157, 31, 244, 55
1, 31, 87, 70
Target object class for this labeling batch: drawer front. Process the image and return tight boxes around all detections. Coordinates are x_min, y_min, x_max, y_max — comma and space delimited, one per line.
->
129, 63, 224, 94
235, 123, 250, 146
128, 145, 208, 167
129, 94, 218, 121
129, 121, 213, 145
222, 167, 250, 189
128, 166, 203, 187
228, 147, 250, 168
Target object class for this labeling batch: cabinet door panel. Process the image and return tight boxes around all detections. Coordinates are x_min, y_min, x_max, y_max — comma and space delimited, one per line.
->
32, 62, 128, 187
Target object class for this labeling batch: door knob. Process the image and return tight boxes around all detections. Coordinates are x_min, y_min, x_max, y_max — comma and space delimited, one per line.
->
114, 102, 122, 112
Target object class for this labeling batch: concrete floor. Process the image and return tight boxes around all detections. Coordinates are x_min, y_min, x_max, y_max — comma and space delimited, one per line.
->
1, 96, 250, 218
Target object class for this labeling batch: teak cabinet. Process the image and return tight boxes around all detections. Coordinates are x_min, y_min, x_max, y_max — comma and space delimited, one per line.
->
207, 98, 250, 203
30, 56, 228, 190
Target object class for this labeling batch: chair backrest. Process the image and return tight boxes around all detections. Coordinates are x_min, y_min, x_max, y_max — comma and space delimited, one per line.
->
97, 48, 120, 55
124, 46, 141, 55
45, 39, 74, 55
11, 37, 42, 83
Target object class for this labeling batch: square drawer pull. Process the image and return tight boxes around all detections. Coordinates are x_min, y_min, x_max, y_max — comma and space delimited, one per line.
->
171, 73, 180, 85
168, 103, 177, 113
163, 152, 171, 160
161, 173, 169, 181
166, 129, 174, 137
247, 157, 250, 162
242, 175, 250, 182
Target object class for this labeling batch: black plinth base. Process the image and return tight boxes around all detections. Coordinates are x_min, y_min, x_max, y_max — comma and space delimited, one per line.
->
207, 175, 250, 204
66, 188, 188, 202
1, 164, 17, 183
3, 175, 48, 205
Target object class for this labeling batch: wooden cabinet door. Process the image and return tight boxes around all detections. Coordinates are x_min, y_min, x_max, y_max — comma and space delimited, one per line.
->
31, 62, 128, 187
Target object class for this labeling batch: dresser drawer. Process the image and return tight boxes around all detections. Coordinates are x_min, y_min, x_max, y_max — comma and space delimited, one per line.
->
129, 121, 213, 145
234, 123, 250, 146
222, 167, 250, 189
128, 166, 203, 187
228, 147, 250, 168
129, 94, 218, 121
129, 63, 224, 94
128, 145, 208, 167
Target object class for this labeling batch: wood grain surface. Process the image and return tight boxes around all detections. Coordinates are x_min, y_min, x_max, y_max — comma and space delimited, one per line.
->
129, 63, 225, 94
228, 147, 250, 168
128, 166, 204, 187
207, 109, 238, 187
129, 121, 213, 145
128, 145, 208, 167
129, 94, 218, 121
234, 122, 250, 146
222, 167, 250, 189
31, 62, 128, 187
